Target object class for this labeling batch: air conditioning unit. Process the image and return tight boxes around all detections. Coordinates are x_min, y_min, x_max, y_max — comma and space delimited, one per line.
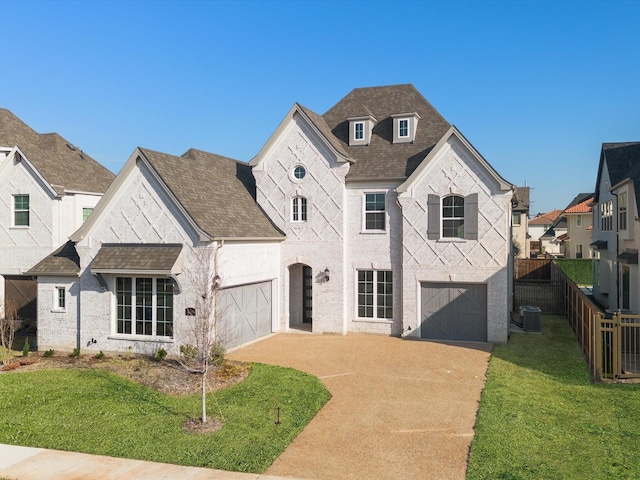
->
520, 306, 541, 333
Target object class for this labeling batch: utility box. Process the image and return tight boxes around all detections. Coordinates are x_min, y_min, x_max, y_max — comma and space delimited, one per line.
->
520, 306, 541, 332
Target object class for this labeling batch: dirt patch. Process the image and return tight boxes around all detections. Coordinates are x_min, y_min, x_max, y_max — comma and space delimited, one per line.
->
2, 352, 251, 397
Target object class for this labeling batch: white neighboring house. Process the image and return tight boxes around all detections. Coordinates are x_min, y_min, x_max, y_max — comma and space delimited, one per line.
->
561, 193, 594, 259
512, 186, 530, 258
30, 148, 283, 355
0, 109, 114, 321
529, 209, 563, 256
252, 84, 514, 343
591, 143, 640, 312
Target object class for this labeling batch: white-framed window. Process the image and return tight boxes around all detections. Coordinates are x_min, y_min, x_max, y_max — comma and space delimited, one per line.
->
576, 215, 582, 228
292, 196, 307, 222
619, 192, 627, 231
354, 122, 364, 140
13, 194, 29, 227
54, 287, 66, 311
442, 195, 465, 238
364, 193, 386, 231
576, 244, 583, 259
116, 277, 173, 337
398, 119, 409, 138
601, 200, 613, 231
357, 270, 393, 319
82, 207, 94, 222
512, 212, 521, 226
292, 165, 306, 180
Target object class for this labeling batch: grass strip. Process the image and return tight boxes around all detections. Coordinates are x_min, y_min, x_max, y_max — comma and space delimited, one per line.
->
467, 315, 640, 480
0, 363, 330, 473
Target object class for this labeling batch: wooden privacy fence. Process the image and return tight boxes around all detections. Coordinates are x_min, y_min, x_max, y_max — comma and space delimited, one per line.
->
551, 263, 640, 382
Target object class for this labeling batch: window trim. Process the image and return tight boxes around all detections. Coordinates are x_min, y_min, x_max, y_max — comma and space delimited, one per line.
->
53, 286, 66, 312
619, 192, 627, 231
291, 196, 308, 223
512, 212, 521, 226
362, 192, 386, 232
398, 118, 409, 138
291, 165, 306, 181
442, 194, 465, 239
354, 122, 364, 141
113, 276, 174, 339
576, 214, 582, 228
356, 269, 393, 321
13, 194, 30, 227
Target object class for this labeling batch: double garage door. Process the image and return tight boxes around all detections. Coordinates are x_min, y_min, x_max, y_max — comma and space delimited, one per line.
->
420, 282, 487, 342
218, 281, 272, 349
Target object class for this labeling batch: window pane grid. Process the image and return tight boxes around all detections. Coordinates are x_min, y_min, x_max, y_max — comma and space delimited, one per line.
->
116, 277, 132, 334
399, 119, 409, 137
365, 193, 385, 230
14, 195, 29, 226
442, 196, 465, 238
358, 270, 392, 320
355, 122, 364, 140
116, 277, 173, 338
292, 196, 307, 222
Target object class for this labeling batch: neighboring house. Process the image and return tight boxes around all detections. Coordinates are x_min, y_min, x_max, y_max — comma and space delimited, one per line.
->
512, 186, 530, 258
591, 142, 640, 312
252, 84, 514, 343
30, 148, 284, 354
0, 109, 115, 321
529, 209, 563, 256
540, 216, 567, 257
561, 193, 594, 259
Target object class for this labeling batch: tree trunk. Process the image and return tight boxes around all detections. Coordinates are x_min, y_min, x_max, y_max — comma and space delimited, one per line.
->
201, 370, 207, 423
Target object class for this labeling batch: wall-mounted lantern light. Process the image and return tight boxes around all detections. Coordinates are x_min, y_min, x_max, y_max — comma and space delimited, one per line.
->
323, 268, 330, 282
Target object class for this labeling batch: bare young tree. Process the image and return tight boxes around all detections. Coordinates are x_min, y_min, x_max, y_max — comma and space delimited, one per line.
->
179, 244, 227, 424
0, 301, 19, 365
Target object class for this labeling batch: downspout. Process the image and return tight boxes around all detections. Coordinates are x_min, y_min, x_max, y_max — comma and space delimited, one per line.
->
394, 190, 405, 337
611, 190, 620, 309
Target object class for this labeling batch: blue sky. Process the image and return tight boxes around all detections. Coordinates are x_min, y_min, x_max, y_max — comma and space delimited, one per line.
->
3, 0, 639, 215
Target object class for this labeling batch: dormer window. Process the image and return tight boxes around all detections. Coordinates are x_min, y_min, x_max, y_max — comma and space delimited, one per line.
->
392, 112, 420, 144
348, 114, 376, 146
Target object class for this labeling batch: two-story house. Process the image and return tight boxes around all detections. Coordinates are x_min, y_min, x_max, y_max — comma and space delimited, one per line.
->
512, 186, 530, 258
561, 193, 594, 259
0, 109, 115, 321
591, 142, 640, 312
33, 84, 515, 353
529, 209, 562, 256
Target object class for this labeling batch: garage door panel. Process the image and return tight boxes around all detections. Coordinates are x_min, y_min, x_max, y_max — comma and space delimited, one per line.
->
219, 282, 272, 349
421, 283, 487, 342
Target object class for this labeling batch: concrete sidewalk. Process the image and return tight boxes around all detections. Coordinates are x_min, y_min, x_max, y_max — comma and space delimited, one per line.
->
0, 444, 304, 480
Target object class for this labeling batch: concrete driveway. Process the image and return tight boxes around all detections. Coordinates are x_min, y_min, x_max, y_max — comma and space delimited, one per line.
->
228, 333, 492, 480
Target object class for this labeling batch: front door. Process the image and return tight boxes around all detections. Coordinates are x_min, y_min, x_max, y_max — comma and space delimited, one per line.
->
303, 266, 313, 324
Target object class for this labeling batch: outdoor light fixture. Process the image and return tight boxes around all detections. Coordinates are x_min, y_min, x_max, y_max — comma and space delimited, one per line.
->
323, 268, 330, 282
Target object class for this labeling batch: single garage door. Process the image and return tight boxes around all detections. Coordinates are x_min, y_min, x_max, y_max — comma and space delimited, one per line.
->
219, 281, 272, 349
420, 282, 487, 342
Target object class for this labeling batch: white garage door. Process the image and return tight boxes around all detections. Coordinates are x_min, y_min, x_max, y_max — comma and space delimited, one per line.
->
219, 281, 272, 349
420, 282, 487, 342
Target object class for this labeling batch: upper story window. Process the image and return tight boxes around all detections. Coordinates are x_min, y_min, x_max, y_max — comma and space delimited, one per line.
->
427, 193, 478, 241
83, 207, 94, 223
292, 196, 307, 222
442, 195, 465, 238
392, 112, 420, 144
364, 193, 386, 231
348, 114, 376, 146
576, 215, 582, 228
619, 192, 627, 231
354, 122, 364, 140
601, 200, 613, 231
116, 276, 173, 338
13, 194, 29, 227
293, 165, 306, 180
512, 212, 521, 226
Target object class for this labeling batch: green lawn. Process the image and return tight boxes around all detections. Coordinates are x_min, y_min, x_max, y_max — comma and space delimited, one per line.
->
554, 258, 593, 285
467, 315, 640, 480
0, 363, 330, 473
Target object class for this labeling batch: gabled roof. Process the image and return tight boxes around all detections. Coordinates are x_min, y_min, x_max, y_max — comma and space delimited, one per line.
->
564, 193, 594, 214
530, 209, 563, 225
322, 84, 451, 180
0, 109, 115, 195
512, 186, 530, 212
594, 142, 640, 210
140, 147, 284, 240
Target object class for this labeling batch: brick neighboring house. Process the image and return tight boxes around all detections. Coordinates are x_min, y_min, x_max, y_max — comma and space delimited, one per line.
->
561, 193, 594, 259
591, 142, 640, 312
512, 186, 530, 258
0, 109, 115, 321
252, 84, 515, 343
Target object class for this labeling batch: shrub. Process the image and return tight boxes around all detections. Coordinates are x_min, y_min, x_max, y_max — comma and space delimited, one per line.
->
94, 351, 105, 360
43, 349, 55, 357
22, 337, 30, 357
2, 363, 19, 371
153, 348, 167, 362
210, 341, 225, 367
69, 348, 80, 358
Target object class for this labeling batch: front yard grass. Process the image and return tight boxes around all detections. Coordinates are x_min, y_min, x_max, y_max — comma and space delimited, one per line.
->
0, 363, 330, 473
467, 315, 640, 480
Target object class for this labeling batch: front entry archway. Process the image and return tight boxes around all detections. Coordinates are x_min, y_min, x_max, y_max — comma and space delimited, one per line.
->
288, 263, 312, 331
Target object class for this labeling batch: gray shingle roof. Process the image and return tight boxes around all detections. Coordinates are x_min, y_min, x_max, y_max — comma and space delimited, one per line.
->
26, 241, 80, 276
0, 109, 115, 195
321, 84, 452, 180
91, 244, 182, 272
140, 147, 284, 240
512, 186, 530, 212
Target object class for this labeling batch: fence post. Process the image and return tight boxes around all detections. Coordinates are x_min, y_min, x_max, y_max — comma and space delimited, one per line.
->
614, 310, 622, 379
595, 312, 602, 382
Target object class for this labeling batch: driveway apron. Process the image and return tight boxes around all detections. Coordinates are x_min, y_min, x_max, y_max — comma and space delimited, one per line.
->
228, 333, 492, 480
